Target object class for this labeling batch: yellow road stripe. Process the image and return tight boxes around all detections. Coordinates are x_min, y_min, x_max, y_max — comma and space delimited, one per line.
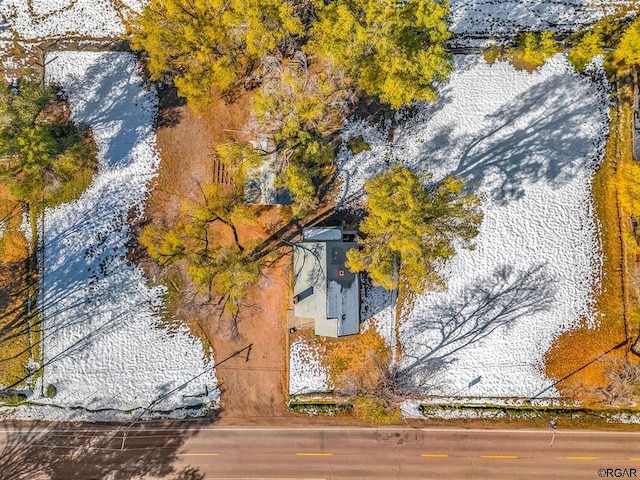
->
480, 455, 518, 459
421, 454, 449, 458
567, 456, 599, 460
631, 458, 640, 461
177, 453, 219, 456
296, 452, 334, 457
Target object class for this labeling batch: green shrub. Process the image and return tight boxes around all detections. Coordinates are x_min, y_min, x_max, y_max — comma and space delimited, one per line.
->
45, 384, 57, 398
0, 392, 28, 405
288, 399, 353, 415
353, 396, 401, 424
347, 135, 371, 155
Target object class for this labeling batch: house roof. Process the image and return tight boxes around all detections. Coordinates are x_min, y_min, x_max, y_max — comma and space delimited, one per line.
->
293, 235, 360, 338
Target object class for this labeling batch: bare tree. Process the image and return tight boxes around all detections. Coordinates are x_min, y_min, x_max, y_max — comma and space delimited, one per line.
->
595, 359, 640, 407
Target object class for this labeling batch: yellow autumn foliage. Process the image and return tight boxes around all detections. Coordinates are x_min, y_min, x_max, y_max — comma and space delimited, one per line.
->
128, 0, 304, 108
346, 165, 483, 294
308, 0, 451, 108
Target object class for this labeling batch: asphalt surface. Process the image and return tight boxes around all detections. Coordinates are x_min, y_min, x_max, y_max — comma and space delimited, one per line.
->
2, 423, 640, 479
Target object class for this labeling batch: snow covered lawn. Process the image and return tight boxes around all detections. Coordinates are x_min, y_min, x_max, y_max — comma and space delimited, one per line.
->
336, 54, 610, 400
0, 0, 141, 39
449, 0, 633, 42
5, 51, 218, 419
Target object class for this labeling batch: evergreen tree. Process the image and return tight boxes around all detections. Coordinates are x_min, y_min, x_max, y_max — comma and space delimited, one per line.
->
346, 165, 483, 294
0, 78, 95, 208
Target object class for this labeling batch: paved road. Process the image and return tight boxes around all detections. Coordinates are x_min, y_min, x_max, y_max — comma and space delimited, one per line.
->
172, 426, 640, 479
2, 423, 640, 479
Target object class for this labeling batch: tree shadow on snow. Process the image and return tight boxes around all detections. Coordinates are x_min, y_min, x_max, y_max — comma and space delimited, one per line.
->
399, 263, 556, 392
449, 0, 598, 37
412, 73, 603, 204
359, 274, 394, 323
48, 52, 156, 171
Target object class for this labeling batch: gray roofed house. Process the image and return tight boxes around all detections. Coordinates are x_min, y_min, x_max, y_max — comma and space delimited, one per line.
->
293, 227, 360, 338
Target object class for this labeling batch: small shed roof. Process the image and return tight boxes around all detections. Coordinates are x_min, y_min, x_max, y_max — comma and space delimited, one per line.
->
302, 227, 343, 242
244, 137, 292, 205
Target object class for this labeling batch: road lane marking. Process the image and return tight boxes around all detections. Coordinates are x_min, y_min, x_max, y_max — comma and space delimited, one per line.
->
296, 453, 334, 457
566, 456, 599, 460
178, 453, 219, 456
480, 455, 518, 459
631, 458, 640, 461
421, 453, 449, 458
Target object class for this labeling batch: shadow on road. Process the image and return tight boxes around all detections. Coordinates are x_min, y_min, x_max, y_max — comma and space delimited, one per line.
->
0, 418, 215, 480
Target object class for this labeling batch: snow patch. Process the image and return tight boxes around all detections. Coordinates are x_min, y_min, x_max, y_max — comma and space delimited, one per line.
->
289, 337, 329, 395
338, 54, 610, 399
360, 277, 396, 349
5, 51, 219, 420
0, 0, 141, 39
449, 0, 633, 43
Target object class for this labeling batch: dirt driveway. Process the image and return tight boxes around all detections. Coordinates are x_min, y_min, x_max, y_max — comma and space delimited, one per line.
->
213, 255, 291, 422
143, 88, 294, 423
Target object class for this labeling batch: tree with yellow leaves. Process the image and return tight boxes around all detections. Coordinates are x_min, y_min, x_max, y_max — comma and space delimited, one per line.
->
253, 55, 352, 217
567, 30, 604, 72
140, 147, 267, 318
486, 32, 559, 73
611, 17, 640, 68
346, 165, 483, 294
510, 32, 559, 72
307, 0, 451, 109
128, 0, 304, 107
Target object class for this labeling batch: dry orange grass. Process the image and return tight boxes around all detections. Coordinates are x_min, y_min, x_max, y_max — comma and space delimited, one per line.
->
0, 186, 28, 264
305, 326, 404, 424
0, 260, 34, 388
317, 326, 391, 394
545, 74, 636, 404
0, 186, 34, 387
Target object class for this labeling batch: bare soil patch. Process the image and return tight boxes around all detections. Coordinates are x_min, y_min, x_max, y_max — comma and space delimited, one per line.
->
142, 87, 296, 422
213, 253, 291, 422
